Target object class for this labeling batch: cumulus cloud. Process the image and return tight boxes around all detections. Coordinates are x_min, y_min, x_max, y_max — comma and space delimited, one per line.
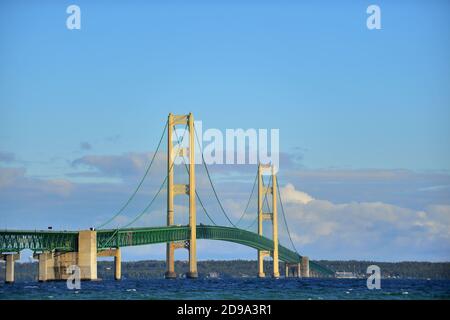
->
2, 155, 450, 261
278, 183, 450, 261
280, 183, 314, 204
0, 165, 166, 230
281, 168, 450, 211
0, 167, 74, 196
71, 152, 166, 179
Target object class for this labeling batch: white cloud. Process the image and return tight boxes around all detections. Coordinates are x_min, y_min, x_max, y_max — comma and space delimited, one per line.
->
71, 152, 166, 179
280, 183, 314, 204
2, 160, 450, 261
0, 167, 74, 196
279, 184, 450, 261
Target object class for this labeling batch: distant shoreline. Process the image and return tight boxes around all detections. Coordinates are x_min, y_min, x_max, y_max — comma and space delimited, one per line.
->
1, 259, 449, 281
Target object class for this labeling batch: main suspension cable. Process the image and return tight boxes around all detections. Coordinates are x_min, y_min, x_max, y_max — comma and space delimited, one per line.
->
172, 127, 217, 226
120, 177, 167, 228
96, 120, 168, 229
193, 123, 237, 227
235, 173, 258, 227
120, 124, 188, 228
276, 175, 300, 254
243, 174, 271, 231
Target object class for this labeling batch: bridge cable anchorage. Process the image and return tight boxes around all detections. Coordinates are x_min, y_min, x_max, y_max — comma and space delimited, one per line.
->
120, 124, 189, 228
193, 123, 238, 227
172, 127, 217, 225
235, 172, 258, 227
95, 120, 169, 229
275, 176, 299, 255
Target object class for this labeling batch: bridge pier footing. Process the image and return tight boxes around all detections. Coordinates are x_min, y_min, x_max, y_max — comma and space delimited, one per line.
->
301, 256, 310, 278
165, 243, 176, 279
78, 230, 97, 280
114, 248, 121, 281
98, 247, 121, 280
257, 250, 268, 278
34, 252, 54, 282
164, 271, 177, 279
1, 253, 20, 283
32, 230, 98, 282
285, 262, 302, 278
186, 271, 198, 279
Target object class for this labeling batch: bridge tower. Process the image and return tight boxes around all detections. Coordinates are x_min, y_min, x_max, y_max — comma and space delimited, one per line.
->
165, 113, 198, 279
257, 164, 280, 278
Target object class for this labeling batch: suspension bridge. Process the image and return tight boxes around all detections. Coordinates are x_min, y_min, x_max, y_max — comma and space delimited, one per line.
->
0, 113, 333, 283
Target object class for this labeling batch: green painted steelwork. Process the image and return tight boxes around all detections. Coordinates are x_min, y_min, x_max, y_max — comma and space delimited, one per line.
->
0, 226, 333, 275
97, 225, 300, 261
0, 230, 78, 252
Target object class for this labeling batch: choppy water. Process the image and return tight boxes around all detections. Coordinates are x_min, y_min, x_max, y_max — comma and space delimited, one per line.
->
0, 278, 449, 300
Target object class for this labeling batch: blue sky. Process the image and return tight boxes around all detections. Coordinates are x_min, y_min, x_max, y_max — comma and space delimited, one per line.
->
1, 0, 449, 262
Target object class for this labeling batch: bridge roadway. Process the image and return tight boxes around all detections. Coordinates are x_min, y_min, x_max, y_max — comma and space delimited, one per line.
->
0, 225, 332, 275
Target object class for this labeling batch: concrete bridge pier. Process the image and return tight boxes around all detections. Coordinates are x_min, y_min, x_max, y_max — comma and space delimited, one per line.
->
1, 253, 20, 283
78, 230, 97, 280
285, 262, 301, 278
114, 248, 121, 280
97, 247, 121, 280
164, 242, 177, 279
257, 250, 269, 278
301, 256, 310, 278
34, 252, 54, 282
32, 230, 97, 282
34, 251, 80, 281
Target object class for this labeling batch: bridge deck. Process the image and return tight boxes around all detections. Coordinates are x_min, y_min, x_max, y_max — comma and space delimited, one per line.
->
0, 225, 332, 275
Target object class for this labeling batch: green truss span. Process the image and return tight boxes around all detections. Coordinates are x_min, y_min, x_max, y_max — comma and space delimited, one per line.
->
0, 225, 333, 275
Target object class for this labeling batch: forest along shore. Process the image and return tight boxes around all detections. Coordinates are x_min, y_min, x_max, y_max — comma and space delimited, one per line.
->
1, 260, 449, 281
